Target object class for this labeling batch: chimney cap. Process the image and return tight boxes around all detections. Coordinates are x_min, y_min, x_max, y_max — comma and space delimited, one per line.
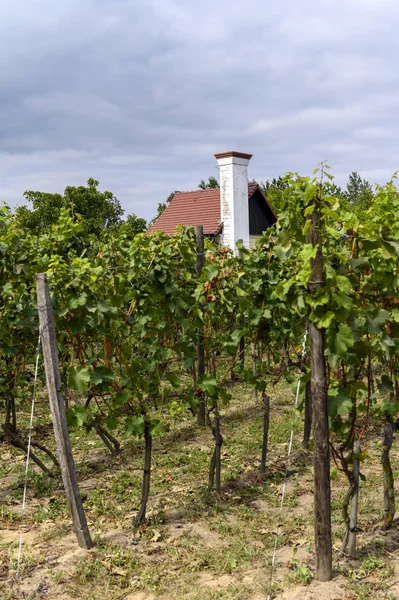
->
214, 151, 253, 160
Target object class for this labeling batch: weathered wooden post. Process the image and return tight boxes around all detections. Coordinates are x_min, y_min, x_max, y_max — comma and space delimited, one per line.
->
196, 226, 206, 426
260, 393, 270, 475
251, 342, 258, 401
307, 197, 333, 581
36, 273, 93, 549
348, 439, 360, 557
382, 420, 395, 529
303, 380, 312, 449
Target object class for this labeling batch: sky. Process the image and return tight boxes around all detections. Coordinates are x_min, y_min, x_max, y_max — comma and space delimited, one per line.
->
1, 0, 399, 221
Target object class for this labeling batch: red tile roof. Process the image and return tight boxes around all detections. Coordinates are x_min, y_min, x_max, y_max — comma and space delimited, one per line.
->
148, 184, 262, 235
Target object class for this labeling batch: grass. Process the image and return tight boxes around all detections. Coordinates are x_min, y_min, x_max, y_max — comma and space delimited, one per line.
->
1, 379, 399, 599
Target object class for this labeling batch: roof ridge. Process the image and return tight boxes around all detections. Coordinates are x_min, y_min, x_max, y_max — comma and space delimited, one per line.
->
176, 184, 257, 195
174, 188, 220, 194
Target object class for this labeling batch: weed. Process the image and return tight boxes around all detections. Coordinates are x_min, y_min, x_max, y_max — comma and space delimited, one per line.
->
50, 568, 65, 584
360, 555, 393, 579
32, 496, 68, 523
8, 544, 40, 574
0, 506, 19, 524
30, 472, 58, 497
288, 564, 313, 585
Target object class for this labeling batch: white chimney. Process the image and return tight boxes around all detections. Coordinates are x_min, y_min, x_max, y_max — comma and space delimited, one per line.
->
214, 151, 252, 254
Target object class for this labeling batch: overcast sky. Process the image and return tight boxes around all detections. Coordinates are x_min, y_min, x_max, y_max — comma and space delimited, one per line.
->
1, 0, 399, 221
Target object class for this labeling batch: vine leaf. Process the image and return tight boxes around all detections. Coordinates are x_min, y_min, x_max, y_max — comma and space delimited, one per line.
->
335, 324, 354, 355
68, 366, 91, 393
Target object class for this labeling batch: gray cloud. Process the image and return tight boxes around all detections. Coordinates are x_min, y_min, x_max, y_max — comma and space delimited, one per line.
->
1, 0, 399, 220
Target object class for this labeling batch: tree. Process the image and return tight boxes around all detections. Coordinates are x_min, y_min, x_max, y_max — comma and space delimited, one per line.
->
0, 203, 11, 231
345, 172, 374, 213
120, 214, 147, 239
198, 176, 219, 190
260, 177, 288, 215
14, 178, 124, 236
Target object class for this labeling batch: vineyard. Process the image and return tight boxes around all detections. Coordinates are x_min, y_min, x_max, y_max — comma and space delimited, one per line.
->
2, 168, 399, 599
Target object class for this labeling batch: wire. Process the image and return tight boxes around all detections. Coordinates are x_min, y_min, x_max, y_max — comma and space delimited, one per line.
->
266, 327, 308, 600
16, 332, 42, 580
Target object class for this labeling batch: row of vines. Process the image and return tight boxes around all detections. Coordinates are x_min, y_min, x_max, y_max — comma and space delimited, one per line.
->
2, 167, 399, 579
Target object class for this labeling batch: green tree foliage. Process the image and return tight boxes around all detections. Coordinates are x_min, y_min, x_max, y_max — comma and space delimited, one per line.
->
14, 178, 124, 236
260, 177, 289, 215
344, 171, 374, 213
119, 214, 147, 239
0, 203, 10, 230
198, 176, 219, 190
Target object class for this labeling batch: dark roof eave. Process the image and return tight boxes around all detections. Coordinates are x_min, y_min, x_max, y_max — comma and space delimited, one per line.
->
251, 184, 278, 220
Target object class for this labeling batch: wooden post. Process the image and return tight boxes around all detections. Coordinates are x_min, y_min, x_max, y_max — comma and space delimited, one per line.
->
303, 380, 312, 449
381, 420, 395, 529
348, 439, 360, 557
36, 273, 93, 550
251, 342, 258, 401
135, 419, 152, 526
260, 393, 270, 474
307, 197, 333, 581
196, 226, 206, 426
214, 413, 222, 493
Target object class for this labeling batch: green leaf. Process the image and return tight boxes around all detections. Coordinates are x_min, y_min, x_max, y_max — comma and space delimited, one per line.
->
183, 356, 195, 369
380, 335, 395, 356
381, 239, 397, 258
107, 414, 119, 430
378, 375, 393, 395
235, 285, 246, 297
150, 419, 166, 438
125, 415, 145, 436
165, 372, 180, 387
236, 240, 251, 259
349, 257, 370, 271
198, 374, 218, 397
337, 398, 353, 416
328, 389, 353, 417
304, 204, 315, 216
92, 366, 115, 385
113, 391, 129, 406
67, 405, 88, 427
367, 310, 389, 334
316, 311, 335, 329
68, 366, 91, 393
335, 324, 354, 355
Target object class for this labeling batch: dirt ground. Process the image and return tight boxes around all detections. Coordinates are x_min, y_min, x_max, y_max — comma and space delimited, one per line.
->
1, 381, 399, 599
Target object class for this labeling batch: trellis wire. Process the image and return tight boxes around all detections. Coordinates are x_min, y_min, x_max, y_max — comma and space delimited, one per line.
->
16, 332, 42, 579
267, 326, 308, 600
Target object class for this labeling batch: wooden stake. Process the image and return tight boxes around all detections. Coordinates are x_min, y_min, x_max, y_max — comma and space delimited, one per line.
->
196, 226, 206, 426
307, 197, 333, 581
303, 380, 312, 449
214, 413, 222, 493
382, 420, 395, 529
251, 342, 258, 401
135, 419, 152, 526
348, 440, 360, 557
36, 273, 93, 550
260, 393, 270, 474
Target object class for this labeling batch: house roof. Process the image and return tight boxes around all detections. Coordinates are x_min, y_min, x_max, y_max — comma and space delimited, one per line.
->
147, 184, 273, 235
